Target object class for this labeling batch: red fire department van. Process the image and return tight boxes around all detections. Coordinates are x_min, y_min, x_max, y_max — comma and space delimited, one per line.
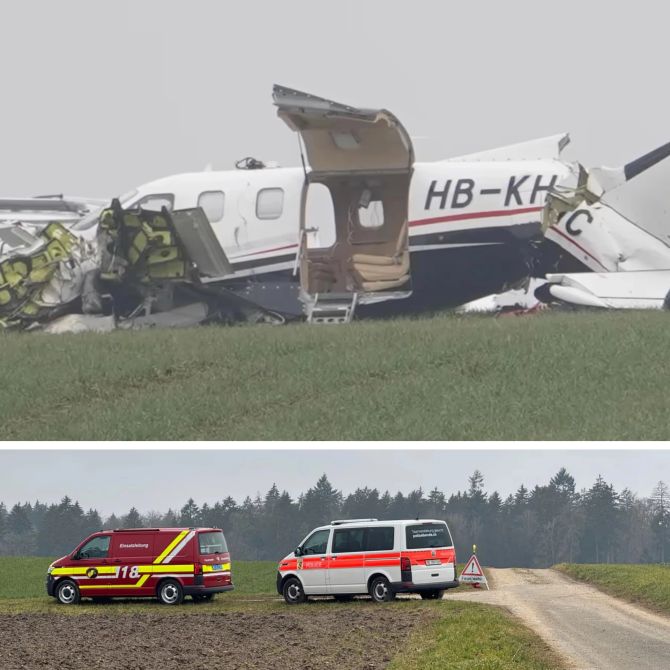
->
277, 518, 458, 604
46, 527, 233, 605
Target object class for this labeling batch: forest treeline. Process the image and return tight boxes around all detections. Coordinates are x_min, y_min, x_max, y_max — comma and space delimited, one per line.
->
1, 470, 668, 567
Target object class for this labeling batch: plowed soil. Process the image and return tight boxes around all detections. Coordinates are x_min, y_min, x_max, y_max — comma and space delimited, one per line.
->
3, 607, 435, 670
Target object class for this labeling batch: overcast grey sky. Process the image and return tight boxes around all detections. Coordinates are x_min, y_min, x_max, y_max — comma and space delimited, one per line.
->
0, 450, 667, 516
2, 1, 670, 230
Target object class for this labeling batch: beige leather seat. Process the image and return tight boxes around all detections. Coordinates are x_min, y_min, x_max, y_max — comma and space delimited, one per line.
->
349, 222, 409, 288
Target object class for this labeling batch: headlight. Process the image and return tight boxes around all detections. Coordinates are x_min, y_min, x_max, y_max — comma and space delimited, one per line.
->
47, 565, 54, 575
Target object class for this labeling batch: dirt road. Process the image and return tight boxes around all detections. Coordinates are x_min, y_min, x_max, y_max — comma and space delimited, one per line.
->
446, 568, 670, 670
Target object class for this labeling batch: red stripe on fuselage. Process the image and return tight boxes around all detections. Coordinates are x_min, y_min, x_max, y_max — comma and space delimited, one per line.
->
548, 225, 609, 271
409, 206, 544, 228
231, 207, 544, 263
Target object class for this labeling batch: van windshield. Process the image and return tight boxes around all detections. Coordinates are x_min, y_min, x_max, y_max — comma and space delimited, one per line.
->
406, 523, 452, 549
198, 531, 228, 555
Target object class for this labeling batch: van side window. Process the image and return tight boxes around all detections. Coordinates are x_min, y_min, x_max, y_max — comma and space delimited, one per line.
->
301, 529, 330, 555
197, 191, 225, 223
77, 535, 110, 559
256, 188, 284, 220
135, 193, 174, 212
365, 527, 394, 551
332, 528, 366, 554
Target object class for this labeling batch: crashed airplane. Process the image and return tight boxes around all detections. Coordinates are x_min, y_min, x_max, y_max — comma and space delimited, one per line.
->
75, 85, 669, 321
3, 85, 670, 331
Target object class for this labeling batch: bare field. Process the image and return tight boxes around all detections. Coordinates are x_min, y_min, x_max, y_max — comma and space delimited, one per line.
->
2, 600, 563, 670
3, 607, 436, 670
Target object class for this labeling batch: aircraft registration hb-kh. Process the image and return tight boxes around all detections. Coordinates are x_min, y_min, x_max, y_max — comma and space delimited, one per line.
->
73, 85, 670, 322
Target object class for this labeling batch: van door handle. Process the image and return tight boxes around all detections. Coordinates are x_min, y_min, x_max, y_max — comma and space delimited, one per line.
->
321, 556, 328, 561
330, 556, 337, 560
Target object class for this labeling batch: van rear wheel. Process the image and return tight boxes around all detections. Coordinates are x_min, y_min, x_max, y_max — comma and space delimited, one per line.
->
369, 576, 395, 603
282, 577, 307, 605
56, 579, 80, 605
420, 590, 444, 600
157, 579, 184, 605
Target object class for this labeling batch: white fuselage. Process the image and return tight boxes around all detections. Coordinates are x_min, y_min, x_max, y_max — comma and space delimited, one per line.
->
117, 158, 573, 289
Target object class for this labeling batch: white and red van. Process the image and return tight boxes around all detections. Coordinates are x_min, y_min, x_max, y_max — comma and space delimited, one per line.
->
277, 518, 458, 604
46, 527, 233, 605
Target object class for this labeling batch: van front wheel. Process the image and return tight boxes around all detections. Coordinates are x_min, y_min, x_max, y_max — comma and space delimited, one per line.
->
369, 576, 395, 603
56, 579, 80, 605
158, 579, 184, 605
282, 577, 307, 605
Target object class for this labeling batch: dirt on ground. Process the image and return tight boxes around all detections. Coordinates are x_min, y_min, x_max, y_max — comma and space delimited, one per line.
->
3, 606, 435, 670
445, 568, 670, 670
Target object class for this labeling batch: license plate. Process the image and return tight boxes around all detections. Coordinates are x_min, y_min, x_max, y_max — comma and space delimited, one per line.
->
212, 564, 222, 571
426, 559, 441, 566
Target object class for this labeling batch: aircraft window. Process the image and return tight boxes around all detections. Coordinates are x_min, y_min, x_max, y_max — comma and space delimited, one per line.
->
358, 199, 385, 228
197, 191, 225, 223
135, 193, 174, 212
256, 188, 284, 220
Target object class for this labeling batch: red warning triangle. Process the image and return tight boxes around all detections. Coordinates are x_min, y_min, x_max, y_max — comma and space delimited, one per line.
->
461, 554, 484, 577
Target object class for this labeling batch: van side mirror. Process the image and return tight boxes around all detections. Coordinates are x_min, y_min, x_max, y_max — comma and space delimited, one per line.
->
294, 547, 303, 557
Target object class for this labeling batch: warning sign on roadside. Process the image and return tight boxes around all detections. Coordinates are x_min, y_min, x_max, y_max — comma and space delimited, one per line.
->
459, 546, 489, 590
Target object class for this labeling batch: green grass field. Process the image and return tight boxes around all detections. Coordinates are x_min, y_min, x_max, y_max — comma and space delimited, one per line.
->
0, 557, 561, 668
2, 310, 670, 440
556, 563, 670, 615
388, 601, 563, 670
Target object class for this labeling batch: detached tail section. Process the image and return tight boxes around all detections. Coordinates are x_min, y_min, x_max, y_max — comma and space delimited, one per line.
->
588, 139, 670, 195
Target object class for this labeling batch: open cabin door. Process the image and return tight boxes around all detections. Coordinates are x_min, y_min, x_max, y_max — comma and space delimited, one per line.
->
273, 85, 414, 323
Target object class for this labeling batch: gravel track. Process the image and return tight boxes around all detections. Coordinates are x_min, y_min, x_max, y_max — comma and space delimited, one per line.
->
445, 567, 670, 670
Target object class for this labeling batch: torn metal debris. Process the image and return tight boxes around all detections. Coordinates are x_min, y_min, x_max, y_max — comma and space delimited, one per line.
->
0, 200, 284, 333
0, 196, 105, 227
0, 222, 97, 329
